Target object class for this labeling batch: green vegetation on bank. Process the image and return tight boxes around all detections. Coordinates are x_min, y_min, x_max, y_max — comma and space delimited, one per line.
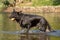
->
32, 0, 60, 6
0, 0, 60, 6
32, 0, 53, 6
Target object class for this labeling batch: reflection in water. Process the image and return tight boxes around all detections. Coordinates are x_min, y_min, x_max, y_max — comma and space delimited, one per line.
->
18, 33, 50, 40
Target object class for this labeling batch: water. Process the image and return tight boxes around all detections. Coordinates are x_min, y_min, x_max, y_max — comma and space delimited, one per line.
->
0, 12, 60, 40
0, 30, 60, 40
0, 30, 60, 36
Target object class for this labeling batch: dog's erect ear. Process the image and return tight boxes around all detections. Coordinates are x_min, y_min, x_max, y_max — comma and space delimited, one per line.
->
17, 12, 20, 15
17, 11, 23, 15
13, 9, 16, 12
20, 11, 23, 14
20, 11, 22, 13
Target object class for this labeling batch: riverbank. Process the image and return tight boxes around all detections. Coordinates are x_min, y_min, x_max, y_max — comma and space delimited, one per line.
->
4, 6, 60, 13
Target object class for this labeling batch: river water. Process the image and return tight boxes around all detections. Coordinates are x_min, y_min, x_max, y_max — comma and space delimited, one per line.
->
0, 12, 60, 40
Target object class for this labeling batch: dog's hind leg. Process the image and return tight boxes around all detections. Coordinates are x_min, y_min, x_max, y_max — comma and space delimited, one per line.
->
47, 24, 56, 32
37, 23, 47, 32
47, 23, 51, 32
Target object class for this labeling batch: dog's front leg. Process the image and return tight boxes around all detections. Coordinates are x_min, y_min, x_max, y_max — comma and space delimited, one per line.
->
26, 23, 31, 33
20, 28, 26, 33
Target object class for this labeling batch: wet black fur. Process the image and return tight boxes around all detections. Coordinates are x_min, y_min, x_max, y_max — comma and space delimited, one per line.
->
9, 10, 51, 32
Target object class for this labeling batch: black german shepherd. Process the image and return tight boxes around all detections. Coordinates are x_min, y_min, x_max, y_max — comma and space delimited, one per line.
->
9, 9, 52, 32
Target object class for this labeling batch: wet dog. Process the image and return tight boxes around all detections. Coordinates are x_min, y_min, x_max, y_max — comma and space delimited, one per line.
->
9, 9, 52, 32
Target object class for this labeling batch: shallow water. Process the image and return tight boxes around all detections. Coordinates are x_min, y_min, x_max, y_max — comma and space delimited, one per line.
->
0, 30, 60, 40
0, 30, 60, 36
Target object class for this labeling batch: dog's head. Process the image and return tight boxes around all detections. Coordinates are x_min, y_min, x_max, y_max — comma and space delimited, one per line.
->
9, 9, 21, 21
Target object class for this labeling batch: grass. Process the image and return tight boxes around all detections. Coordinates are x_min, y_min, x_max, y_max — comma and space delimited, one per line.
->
32, 0, 60, 6
32, 0, 52, 6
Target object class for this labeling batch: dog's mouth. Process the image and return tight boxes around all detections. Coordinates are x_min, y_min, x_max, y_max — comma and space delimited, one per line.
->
10, 18, 15, 21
